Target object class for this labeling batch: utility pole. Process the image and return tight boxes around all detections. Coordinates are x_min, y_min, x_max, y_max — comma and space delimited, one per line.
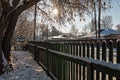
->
94, 1, 97, 39
34, 4, 37, 60
98, 0, 101, 40
47, 25, 48, 40
33, 4, 37, 41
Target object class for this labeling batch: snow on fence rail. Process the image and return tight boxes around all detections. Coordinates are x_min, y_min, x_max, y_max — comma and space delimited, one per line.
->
24, 39, 120, 80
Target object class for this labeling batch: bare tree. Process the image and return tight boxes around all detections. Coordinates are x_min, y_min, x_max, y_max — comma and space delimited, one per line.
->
13, 12, 33, 43
0, 0, 112, 74
70, 25, 78, 36
50, 26, 60, 36
0, 0, 40, 73
87, 19, 97, 33
101, 15, 113, 29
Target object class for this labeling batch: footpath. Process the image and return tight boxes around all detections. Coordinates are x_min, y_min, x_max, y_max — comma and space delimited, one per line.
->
0, 51, 51, 80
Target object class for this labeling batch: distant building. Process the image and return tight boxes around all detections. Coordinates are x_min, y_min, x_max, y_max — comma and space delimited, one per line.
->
48, 33, 76, 40
81, 28, 120, 39
48, 35, 67, 40
99, 28, 120, 39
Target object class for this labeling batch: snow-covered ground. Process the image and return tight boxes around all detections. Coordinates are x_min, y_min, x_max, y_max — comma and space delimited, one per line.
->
0, 51, 51, 80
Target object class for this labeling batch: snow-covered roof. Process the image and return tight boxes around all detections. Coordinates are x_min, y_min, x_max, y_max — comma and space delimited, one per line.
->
81, 28, 120, 39
100, 28, 120, 36
48, 35, 67, 40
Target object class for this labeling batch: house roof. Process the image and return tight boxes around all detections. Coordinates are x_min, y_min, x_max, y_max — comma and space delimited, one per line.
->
100, 28, 120, 36
81, 28, 120, 39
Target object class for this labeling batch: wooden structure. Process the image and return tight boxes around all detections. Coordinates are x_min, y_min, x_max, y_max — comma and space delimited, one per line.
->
24, 39, 120, 80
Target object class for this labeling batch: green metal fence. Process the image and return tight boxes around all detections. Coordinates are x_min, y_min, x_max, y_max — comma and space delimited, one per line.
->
25, 39, 120, 80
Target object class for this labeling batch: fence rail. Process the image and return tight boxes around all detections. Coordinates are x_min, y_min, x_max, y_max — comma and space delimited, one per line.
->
24, 39, 120, 80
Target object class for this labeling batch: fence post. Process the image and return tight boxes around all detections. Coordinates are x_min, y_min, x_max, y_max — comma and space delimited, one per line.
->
34, 45, 37, 60
90, 42, 94, 80
87, 41, 90, 58
117, 39, 120, 63
109, 40, 113, 62
36, 46, 39, 61
102, 40, 107, 61
97, 41, 100, 60
96, 41, 100, 80
46, 46, 50, 77
87, 62, 93, 80
72, 42, 76, 80
75, 42, 78, 80
102, 40, 107, 80
91, 42, 94, 59
79, 42, 81, 80
116, 39, 120, 80
70, 42, 73, 80
108, 40, 113, 80
82, 42, 86, 80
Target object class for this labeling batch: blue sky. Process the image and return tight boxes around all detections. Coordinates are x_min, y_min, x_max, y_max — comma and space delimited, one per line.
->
110, 0, 120, 27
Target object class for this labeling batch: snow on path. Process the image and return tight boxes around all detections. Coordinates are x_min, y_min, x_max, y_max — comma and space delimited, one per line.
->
0, 51, 51, 80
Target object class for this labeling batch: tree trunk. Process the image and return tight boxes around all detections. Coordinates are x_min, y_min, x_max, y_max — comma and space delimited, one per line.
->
0, 0, 40, 74
2, 12, 19, 62
0, 43, 4, 74
94, 1, 97, 39
98, 0, 101, 40
0, 30, 4, 74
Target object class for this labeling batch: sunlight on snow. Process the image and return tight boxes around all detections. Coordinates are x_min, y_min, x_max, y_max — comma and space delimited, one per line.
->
52, 8, 59, 16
